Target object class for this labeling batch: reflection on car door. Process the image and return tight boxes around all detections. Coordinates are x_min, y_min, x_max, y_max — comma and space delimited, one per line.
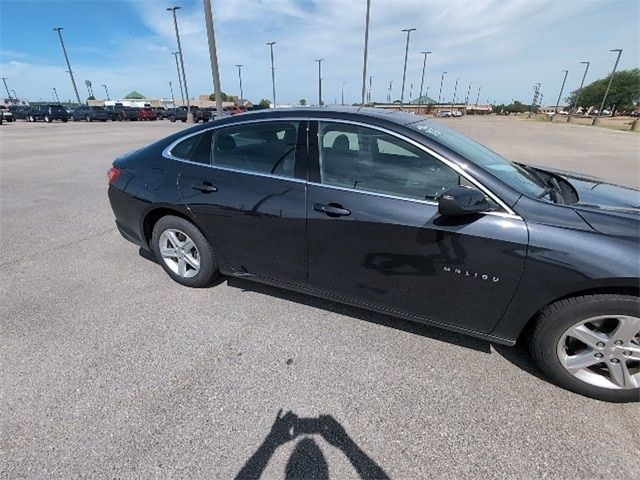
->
306, 121, 528, 334
176, 120, 309, 285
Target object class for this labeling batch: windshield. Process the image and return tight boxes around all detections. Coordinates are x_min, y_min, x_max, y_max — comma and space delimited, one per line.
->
410, 120, 546, 198
91, 106, 105, 111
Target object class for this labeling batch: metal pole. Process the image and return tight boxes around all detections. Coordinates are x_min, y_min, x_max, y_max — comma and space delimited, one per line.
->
399, 28, 416, 108
172, 52, 185, 105
360, 0, 371, 108
167, 7, 192, 122
554, 70, 568, 116
1, 77, 13, 104
100, 84, 110, 100
452, 78, 459, 104
341, 82, 346, 106
464, 82, 472, 115
168, 81, 176, 107
53, 28, 82, 104
437, 71, 446, 104
52, 88, 60, 103
475, 85, 481, 115
236, 65, 244, 104
389, 81, 393, 103
315, 59, 324, 106
367, 75, 372, 104
12, 90, 18, 103
418, 51, 431, 108
595, 49, 622, 121
569, 61, 589, 121
203, 0, 224, 117
267, 42, 276, 107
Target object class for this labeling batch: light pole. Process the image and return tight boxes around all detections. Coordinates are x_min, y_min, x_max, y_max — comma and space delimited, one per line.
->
594, 48, 623, 124
418, 51, 431, 110
203, 0, 223, 117
52, 87, 60, 103
267, 42, 276, 107
172, 52, 185, 106
236, 65, 244, 103
553, 70, 569, 119
167, 6, 192, 122
100, 84, 110, 100
569, 61, 589, 122
464, 82, 472, 115
1, 77, 13, 104
315, 58, 324, 106
53, 27, 81, 104
360, 0, 371, 108
437, 71, 446, 104
168, 81, 176, 107
399, 27, 416, 108
367, 75, 372, 104
388, 81, 393, 103
452, 77, 460, 104
341, 82, 346, 106
12, 90, 18, 103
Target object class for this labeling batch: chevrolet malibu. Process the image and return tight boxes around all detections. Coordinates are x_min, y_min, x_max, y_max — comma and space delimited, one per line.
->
107, 107, 639, 402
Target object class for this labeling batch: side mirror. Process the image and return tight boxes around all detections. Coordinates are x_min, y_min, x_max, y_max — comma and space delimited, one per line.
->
438, 185, 490, 216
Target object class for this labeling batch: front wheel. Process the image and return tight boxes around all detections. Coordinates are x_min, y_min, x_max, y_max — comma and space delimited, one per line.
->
529, 294, 640, 402
169, 115, 176, 123
151, 216, 219, 288
44, 115, 51, 123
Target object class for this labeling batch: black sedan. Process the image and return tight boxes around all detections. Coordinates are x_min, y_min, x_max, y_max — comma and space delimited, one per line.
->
108, 107, 639, 402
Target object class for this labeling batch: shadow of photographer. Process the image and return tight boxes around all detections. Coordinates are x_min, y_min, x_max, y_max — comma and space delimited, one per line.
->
236, 410, 390, 480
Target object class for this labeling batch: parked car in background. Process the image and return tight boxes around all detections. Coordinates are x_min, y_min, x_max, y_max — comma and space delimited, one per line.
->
28, 104, 69, 122
194, 107, 217, 122
137, 107, 156, 121
8, 105, 30, 120
107, 107, 640, 403
166, 106, 196, 123
224, 105, 244, 115
152, 107, 168, 120
436, 110, 453, 117
72, 105, 108, 122
1, 107, 14, 123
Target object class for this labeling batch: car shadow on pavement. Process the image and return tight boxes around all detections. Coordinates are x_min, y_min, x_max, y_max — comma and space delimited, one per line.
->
236, 410, 390, 480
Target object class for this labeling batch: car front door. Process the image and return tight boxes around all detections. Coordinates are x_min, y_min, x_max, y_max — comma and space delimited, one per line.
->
306, 120, 528, 334
175, 119, 308, 285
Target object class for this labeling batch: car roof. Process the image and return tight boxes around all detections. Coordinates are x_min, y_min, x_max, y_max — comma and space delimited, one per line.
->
219, 106, 427, 127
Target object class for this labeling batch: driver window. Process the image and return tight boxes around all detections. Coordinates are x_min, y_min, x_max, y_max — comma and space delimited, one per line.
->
319, 122, 461, 201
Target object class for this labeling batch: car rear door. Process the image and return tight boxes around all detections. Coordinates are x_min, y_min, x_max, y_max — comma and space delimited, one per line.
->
306, 120, 528, 334
175, 119, 309, 285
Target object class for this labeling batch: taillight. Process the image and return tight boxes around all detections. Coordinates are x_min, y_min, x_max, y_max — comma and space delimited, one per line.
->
107, 166, 121, 185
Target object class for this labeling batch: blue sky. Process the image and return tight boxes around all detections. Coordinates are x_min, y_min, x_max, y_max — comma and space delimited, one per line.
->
1, 0, 639, 105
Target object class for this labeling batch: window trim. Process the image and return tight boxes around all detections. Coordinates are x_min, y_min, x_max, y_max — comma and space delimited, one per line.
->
161, 116, 518, 217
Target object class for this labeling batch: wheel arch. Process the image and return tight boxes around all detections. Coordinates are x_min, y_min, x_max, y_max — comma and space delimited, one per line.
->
516, 283, 639, 343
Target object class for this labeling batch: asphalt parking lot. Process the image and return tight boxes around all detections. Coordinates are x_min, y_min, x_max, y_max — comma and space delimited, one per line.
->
1, 117, 639, 479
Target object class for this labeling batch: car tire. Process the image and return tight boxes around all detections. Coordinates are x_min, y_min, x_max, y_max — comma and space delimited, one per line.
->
151, 216, 219, 288
62, 118, 68, 123
44, 115, 51, 123
181, 119, 186, 123
529, 294, 640, 403
28, 115, 34, 122
169, 115, 176, 123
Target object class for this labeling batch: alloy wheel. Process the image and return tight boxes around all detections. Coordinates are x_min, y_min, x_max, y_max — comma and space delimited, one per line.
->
158, 229, 201, 279
557, 315, 640, 389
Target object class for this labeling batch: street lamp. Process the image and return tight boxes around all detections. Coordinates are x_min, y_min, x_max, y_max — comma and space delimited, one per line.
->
399, 27, 416, 108
569, 61, 590, 122
341, 81, 346, 106
52, 87, 60, 103
267, 42, 276, 107
203, 0, 223, 116
388, 80, 393, 103
437, 71, 446, 104
418, 51, 431, 109
100, 84, 110, 100
172, 52, 185, 106
236, 65, 244, 103
53, 27, 81, 104
553, 70, 569, 119
167, 6, 192, 122
1, 77, 13, 104
594, 49, 623, 124
315, 58, 324, 106
360, 0, 371, 108
452, 77, 460, 104
168, 80, 176, 107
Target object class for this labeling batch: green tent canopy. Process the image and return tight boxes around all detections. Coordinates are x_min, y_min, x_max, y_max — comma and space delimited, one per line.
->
124, 91, 145, 99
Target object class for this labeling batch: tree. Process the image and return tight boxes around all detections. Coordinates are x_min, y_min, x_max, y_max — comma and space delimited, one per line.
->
299, 98, 307, 106
565, 68, 639, 114
258, 98, 271, 108
209, 92, 230, 101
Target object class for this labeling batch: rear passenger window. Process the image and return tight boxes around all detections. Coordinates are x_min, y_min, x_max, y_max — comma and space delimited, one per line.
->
211, 121, 299, 178
171, 133, 202, 161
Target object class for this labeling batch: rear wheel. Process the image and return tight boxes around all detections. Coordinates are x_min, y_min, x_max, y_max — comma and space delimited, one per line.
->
169, 115, 176, 122
44, 115, 51, 123
151, 216, 219, 288
28, 115, 35, 122
529, 294, 640, 402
